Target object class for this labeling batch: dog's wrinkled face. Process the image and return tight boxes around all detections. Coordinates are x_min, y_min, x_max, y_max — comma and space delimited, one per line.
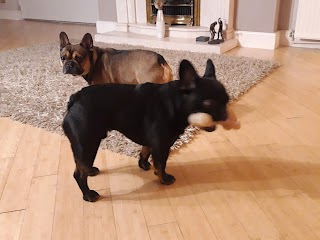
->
59, 32, 93, 76
179, 59, 230, 132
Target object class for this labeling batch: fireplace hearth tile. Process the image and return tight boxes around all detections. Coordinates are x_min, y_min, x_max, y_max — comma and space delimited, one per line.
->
95, 31, 238, 54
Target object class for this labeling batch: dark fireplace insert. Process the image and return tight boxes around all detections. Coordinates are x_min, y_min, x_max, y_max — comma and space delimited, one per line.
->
146, 0, 200, 26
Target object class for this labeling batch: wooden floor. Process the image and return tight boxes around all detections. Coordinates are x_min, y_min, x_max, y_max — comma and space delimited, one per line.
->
1, 20, 320, 240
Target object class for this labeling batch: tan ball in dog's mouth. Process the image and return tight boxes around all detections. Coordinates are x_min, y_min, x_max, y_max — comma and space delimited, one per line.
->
188, 113, 215, 128
188, 109, 241, 131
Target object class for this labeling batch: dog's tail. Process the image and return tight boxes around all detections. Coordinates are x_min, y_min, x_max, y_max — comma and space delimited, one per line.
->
62, 91, 82, 118
158, 54, 173, 83
63, 92, 80, 117
67, 91, 81, 111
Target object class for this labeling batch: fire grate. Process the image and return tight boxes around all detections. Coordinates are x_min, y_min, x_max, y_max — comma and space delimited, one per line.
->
147, 0, 200, 26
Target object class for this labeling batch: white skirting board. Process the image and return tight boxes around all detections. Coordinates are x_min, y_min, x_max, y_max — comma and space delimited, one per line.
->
0, 10, 22, 20
235, 31, 280, 50
277, 30, 320, 49
96, 21, 117, 33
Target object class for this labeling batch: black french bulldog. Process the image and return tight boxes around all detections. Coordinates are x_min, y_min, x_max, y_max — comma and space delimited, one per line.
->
62, 59, 230, 202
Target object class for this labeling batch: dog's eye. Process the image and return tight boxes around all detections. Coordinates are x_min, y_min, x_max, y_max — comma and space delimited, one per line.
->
61, 56, 66, 61
75, 56, 83, 63
203, 99, 215, 107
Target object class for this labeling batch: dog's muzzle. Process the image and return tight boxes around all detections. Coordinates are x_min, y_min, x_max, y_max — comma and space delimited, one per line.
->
63, 61, 83, 75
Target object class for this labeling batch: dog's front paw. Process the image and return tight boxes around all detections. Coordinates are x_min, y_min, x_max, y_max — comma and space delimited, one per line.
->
160, 173, 176, 185
139, 159, 151, 171
83, 190, 100, 202
88, 167, 100, 176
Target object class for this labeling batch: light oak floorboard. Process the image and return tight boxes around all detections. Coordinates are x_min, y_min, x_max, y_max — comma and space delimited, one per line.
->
0, 125, 42, 213
106, 152, 151, 240
34, 131, 61, 177
0, 119, 25, 159
130, 156, 176, 227
0, 210, 25, 240
51, 139, 85, 240
0, 158, 13, 198
148, 222, 184, 240
19, 175, 58, 240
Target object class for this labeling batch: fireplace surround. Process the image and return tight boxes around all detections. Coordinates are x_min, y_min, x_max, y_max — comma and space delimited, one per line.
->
95, 0, 238, 54
109, 0, 235, 40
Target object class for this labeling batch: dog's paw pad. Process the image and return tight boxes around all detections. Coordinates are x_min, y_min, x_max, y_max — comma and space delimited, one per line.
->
139, 159, 151, 171
88, 167, 100, 176
83, 190, 100, 202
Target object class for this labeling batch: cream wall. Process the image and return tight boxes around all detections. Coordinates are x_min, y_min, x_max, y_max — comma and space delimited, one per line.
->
234, 0, 298, 33
0, 0, 20, 10
235, 0, 280, 33
98, 0, 117, 21
1, 0, 117, 23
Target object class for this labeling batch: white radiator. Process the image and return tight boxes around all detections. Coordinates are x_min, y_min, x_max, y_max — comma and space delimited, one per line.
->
295, 0, 320, 40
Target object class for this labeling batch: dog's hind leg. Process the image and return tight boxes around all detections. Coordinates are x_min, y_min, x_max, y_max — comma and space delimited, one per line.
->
138, 146, 151, 171
73, 136, 102, 202
63, 103, 105, 202
74, 163, 99, 202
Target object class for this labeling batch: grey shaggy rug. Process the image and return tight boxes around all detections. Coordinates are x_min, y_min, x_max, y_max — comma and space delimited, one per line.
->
0, 41, 279, 157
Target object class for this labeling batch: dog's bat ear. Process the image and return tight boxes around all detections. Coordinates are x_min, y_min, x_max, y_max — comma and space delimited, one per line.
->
179, 59, 198, 90
80, 33, 93, 50
203, 59, 216, 78
59, 32, 70, 50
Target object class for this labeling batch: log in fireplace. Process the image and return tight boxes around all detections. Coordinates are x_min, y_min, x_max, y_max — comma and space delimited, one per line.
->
146, 0, 200, 26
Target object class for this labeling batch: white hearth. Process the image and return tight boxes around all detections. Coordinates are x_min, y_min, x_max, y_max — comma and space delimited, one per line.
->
95, 0, 238, 54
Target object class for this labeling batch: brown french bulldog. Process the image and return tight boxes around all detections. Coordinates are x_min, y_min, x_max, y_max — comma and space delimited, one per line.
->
59, 32, 173, 85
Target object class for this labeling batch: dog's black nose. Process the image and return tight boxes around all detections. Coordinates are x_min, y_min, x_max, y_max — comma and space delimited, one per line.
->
63, 60, 82, 75
66, 61, 75, 68
63, 61, 77, 74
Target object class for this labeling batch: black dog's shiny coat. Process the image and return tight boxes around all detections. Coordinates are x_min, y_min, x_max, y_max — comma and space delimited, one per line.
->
63, 59, 230, 202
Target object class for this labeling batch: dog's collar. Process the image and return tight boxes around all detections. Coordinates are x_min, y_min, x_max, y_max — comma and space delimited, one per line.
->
83, 48, 94, 85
